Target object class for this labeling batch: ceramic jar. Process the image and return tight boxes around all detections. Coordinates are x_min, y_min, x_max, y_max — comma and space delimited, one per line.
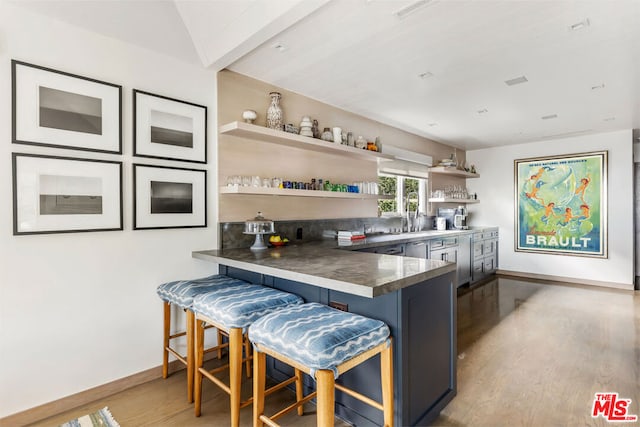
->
321, 127, 333, 142
266, 92, 283, 130
355, 135, 366, 149
242, 110, 257, 124
299, 116, 313, 137
332, 127, 342, 145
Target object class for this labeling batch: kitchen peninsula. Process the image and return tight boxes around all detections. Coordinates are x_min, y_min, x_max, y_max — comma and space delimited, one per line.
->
193, 241, 457, 426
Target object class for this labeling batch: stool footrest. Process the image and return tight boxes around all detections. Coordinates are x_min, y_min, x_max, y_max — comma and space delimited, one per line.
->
335, 383, 383, 411
166, 347, 187, 366
269, 390, 316, 422
169, 330, 187, 340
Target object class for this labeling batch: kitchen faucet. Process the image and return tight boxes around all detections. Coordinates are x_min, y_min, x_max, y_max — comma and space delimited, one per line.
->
405, 191, 419, 232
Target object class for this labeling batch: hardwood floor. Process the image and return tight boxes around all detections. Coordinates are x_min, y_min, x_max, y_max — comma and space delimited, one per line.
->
26, 276, 639, 426
434, 276, 640, 427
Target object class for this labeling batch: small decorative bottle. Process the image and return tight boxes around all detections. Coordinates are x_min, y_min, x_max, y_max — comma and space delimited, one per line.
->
266, 92, 283, 130
312, 119, 320, 138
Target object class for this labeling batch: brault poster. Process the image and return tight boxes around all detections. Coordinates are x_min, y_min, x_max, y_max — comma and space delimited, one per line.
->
515, 151, 607, 258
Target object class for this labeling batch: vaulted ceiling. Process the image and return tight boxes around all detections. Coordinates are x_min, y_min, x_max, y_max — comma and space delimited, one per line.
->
13, 0, 640, 150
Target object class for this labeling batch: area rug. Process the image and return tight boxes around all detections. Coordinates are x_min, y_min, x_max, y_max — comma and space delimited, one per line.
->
59, 407, 120, 427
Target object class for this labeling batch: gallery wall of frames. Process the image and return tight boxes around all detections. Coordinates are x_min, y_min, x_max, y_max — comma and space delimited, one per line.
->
11, 60, 208, 235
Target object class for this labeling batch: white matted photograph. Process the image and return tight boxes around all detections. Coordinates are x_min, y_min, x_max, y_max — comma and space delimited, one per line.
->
133, 164, 207, 229
133, 90, 207, 163
12, 153, 123, 235
12, 60, 122, 154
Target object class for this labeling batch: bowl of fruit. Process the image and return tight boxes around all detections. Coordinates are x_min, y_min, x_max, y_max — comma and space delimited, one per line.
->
268, 235, 289, 247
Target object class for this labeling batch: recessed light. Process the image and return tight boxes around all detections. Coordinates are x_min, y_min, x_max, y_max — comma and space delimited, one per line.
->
591, 83, 605, 90
428, 122, 438, 127
418, 71, 433, 79
477, 109, 488, 114
603, 117, 615, 121
542, 114, 558, 120
569, 19, 590, 31
271, 42, 287, 52
394, 0, 432, 19
505, 76, 528, 86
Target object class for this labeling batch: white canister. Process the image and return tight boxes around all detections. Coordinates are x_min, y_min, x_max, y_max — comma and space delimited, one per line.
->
332, 127, 342, 145
436, 217, 447, 231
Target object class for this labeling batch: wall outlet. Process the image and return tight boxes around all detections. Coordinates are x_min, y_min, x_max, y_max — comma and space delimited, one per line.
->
296, 227, 303, 239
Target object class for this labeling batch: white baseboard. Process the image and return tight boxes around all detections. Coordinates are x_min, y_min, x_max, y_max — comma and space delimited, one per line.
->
497, 269, 635, 291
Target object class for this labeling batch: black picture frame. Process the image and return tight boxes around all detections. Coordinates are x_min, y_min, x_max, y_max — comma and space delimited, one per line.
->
133, 89, 207, 163
133, 163, 207, 230
12, 153, 123, 235
12, 60, 122, 154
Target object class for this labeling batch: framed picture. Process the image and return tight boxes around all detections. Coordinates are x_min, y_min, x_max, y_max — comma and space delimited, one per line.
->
12, 153, 123, 235
133, 164, 207, 230
514, 151, 607, 258
133, 90, 207, 163
12, 60, 122, 154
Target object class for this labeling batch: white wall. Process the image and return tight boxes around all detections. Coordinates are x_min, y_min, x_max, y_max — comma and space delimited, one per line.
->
0, 2, 219, 417
466, 129, 634, 288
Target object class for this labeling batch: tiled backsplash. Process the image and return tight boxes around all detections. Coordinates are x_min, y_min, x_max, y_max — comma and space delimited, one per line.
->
220, 216, 435, 249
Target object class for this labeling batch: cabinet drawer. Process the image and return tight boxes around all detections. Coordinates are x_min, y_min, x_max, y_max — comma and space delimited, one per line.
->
482, 230, 499, 239
473, 241, 484, 258
483, 240, 496, 256
473, 261, 484, 275
430, 239, 445, 250
484, 255, 496, 273
444, 237, 458, 247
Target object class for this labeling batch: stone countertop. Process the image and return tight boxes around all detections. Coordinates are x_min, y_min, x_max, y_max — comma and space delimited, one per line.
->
336, 226, 498, 250
192, 240, 456, 298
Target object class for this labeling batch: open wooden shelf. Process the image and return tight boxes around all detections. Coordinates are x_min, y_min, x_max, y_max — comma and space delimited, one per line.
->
429, 166, 479, 178
219, 121, 395, 162
428, 198, 480, 204
221, 186, 395, 199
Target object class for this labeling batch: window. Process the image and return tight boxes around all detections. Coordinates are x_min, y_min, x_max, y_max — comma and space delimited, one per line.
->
378, 174, 428, 216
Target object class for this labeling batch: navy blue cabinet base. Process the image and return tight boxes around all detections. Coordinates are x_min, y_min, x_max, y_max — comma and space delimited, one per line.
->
220, 264, 457, 426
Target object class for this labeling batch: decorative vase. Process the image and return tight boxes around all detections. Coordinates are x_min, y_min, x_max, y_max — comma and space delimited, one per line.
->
355, 135, 366, 149
312, 119, 320, 138
266, 92, 283, 130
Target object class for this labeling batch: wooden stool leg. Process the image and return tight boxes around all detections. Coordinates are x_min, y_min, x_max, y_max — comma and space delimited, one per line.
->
162, 302, 171, 379
315, 370, 335, 427
186, 310, 195, 403
381, 343, 394, 427
229, 328, 243, 427
194, 319, 205, 417
217, 329, 223, 359
295, 368, 304, 416
253, 350, 266, 427
245, 334, 252, 378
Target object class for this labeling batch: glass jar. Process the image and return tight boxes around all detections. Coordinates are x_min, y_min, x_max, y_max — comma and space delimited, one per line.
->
321, 128, 333, 142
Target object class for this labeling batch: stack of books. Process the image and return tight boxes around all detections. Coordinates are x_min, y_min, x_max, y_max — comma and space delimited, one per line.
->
337, 230, 366, 242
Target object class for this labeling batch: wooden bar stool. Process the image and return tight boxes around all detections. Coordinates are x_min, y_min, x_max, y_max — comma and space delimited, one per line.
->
192, 284, 303, 427
248, 303, 394, 427
156, 274, 251, 402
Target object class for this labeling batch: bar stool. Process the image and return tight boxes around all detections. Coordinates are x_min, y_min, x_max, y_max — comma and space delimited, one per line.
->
192, 284, 303, 427
156, 274, 251, 402
248, 303, 394, 427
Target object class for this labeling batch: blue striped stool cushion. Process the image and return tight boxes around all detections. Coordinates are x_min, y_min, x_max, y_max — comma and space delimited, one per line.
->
156, 274, 250, 308
192, 285, 303, 330
248, 303, 390, 379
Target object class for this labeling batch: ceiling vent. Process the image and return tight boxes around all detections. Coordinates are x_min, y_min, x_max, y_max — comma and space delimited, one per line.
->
394, 0, 432, 19
541, 114, 558, 120
505, 76, 528, 86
